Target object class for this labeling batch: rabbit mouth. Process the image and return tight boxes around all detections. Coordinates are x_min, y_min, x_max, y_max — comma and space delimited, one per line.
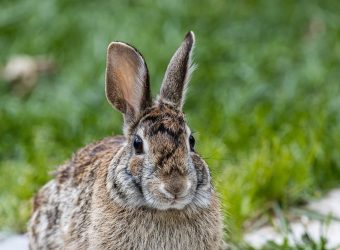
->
168, 197, 192, 209
142, 180, 196, 210
144, 192, 194, 210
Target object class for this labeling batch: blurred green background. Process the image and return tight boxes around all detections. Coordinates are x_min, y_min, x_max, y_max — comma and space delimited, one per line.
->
1, 0, 340, 244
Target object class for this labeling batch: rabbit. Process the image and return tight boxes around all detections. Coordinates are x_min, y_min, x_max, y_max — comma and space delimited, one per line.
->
28, 31, 224, 250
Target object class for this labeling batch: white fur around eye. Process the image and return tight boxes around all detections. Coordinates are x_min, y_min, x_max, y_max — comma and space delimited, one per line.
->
185, 125, 192, 150
136, 127, 149, 153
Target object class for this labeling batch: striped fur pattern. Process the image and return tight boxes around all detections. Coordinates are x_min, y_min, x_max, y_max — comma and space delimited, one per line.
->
28, 31, 224, 249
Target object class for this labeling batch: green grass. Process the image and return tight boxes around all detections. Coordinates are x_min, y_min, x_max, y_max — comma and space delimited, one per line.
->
238, 204, 338, 250
1, 0, 340, 245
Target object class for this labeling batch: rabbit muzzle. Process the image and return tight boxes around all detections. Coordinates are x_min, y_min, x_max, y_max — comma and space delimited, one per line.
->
158, 175, 191, 200
142, 166, 198, 210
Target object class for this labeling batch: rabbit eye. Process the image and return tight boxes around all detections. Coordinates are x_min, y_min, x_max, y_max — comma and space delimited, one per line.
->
189, 134, 195, 151
133, 135, 144, 154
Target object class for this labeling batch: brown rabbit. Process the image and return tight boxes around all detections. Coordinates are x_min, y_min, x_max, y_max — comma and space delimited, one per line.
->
28, 31, 224, 250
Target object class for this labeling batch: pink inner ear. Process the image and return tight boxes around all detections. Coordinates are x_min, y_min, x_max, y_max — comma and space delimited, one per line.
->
107, 43, 147, 116
114, 58, 140, 111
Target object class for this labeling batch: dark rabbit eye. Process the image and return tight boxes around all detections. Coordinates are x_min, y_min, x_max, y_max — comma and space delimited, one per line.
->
133, 135, 144, 154
189, 134, 195, 151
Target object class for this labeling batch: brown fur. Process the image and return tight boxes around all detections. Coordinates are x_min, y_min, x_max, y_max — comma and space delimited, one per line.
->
160, 32, 195, 108
28, 32, 224, 249
29, 134, 223, 249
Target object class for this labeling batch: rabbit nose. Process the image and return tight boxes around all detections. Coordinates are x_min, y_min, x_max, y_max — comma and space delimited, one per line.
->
159, 181, 191, 199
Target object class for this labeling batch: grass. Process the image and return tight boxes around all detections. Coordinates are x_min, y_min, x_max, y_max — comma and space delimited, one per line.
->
238, 203, 339, 250
245, 236, 330, 250
1, 0, 340, 245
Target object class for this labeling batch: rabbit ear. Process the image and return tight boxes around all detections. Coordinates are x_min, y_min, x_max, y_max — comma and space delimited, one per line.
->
159, 31, 195, 109
106, 42, 151, 127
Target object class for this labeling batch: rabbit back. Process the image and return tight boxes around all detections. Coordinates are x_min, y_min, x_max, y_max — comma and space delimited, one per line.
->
28, 136, 125, 249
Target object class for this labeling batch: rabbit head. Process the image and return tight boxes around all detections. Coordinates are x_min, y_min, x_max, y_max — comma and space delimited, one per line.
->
105, 32, 212, 211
